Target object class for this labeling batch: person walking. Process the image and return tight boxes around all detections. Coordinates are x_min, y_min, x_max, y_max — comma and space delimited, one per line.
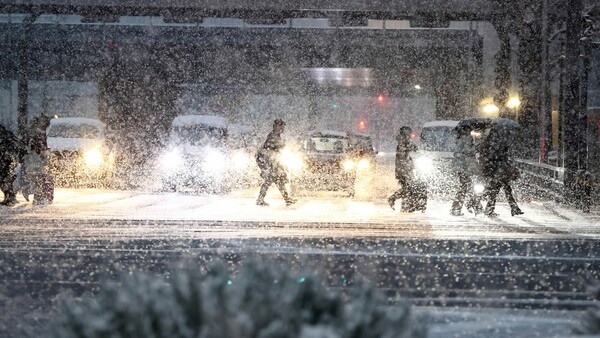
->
0, 124, 23, 206
481, 126, 523, 217
256, 119, 295, 206
387, 126, 418, 211
450, 127, 483, 216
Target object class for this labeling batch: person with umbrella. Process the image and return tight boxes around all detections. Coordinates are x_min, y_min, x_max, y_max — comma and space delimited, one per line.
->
480, 118, 524, 217
450, 118, 491, 216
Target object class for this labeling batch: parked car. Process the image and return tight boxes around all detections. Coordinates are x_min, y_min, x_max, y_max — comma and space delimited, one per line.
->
283, 130, 365, 196
158, 115, 232, 193
46, 117, 116, 186
413, 120, 460, 194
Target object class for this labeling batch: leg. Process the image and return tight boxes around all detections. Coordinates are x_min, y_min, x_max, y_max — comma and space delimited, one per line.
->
451, 173, 470, 215
484, 179, 501, 216
388, 177, 407, 210
0, 172, 18, 206
256, 176, 272, 205
502, 181, 523, 216
274, 178, 295, 206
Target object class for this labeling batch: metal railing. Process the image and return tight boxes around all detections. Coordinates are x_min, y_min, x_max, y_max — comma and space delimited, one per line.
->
514, 159, 566, 202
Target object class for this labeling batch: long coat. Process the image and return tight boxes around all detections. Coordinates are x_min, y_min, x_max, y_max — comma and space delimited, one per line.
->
452, 134, 480, 176
256, 131, 287, 182
395, 138, 417, 180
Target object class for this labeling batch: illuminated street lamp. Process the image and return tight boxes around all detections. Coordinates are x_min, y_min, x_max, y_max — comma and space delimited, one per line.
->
414, 84, 422, 90
482, 103, 499, 115
506, 96, 521, 120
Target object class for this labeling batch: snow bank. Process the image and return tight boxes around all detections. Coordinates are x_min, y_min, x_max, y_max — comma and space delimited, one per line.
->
172, 115, 228, 128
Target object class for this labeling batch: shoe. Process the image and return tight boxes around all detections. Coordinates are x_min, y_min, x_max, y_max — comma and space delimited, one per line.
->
511, 208, 524, 216
450, 209, 463, 216
486, 211, 499, 218
285, 198, 297, 206
256, 200, 269, 206
387, 197, 395, 210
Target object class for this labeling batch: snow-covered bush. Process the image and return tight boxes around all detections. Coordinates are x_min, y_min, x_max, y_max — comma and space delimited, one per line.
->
51, 262, 425, 338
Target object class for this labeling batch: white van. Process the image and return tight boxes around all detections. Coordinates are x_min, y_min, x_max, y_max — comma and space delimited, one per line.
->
46, 117, 115, 185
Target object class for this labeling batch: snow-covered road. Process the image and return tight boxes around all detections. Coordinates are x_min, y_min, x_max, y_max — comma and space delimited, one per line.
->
1, 188, 598, 240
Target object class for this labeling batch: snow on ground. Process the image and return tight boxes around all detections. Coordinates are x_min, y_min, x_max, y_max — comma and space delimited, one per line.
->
2, 186, 598, 240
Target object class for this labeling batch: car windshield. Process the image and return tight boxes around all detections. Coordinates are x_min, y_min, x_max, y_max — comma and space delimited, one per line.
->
304, 136, 349, 154
420, 127, 457, 152
349, 136, 373, 152
172, 125, 227, 147
47, 123, 101, 139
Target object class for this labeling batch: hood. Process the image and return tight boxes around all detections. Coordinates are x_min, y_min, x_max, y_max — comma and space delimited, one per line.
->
48, 137, 103, 152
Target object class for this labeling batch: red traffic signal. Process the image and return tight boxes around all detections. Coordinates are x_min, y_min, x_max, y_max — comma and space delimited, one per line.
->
358, 120, 367, 130
377, 94, 384, 103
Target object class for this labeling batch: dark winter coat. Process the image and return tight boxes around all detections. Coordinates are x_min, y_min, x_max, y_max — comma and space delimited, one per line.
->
0, 126, 22, 181
480, 139, 515, 182
452, 134, 480, 175
256, 131, 287, 181
395, 138, 417, 180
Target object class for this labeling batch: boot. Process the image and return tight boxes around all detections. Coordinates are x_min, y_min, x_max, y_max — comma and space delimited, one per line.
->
484, 206, 498, 218
450, 208, 463, 216
1, 190, 17, 206
256, 200, 269, 206
511, 206, 524, 216
285, 197, 297, 206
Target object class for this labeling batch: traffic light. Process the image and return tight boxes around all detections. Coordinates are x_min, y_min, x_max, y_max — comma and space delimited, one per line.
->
358, 120, 367, 131
377, 94, 384, 104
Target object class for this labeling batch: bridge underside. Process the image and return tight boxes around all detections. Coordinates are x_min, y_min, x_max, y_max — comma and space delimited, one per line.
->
0, 24, 478, 98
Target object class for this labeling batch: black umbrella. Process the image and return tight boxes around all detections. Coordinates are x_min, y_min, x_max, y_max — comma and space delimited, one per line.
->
487, 118, 520, 148
454, 117, 493, 136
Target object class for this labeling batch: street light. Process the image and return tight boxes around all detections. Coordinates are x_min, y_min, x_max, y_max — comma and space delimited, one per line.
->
482, 103, 499, 115
506, 96, 521, 120
414, 84, 422, 90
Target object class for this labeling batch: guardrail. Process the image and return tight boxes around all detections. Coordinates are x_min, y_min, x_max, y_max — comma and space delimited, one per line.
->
514, 159, 566, 202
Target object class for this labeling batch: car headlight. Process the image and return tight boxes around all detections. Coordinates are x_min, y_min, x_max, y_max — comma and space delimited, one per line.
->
84, 148, 103, 167
232, 151, 251, 169
202, 149, 227, 174
280, 148, 303, 172
415, 156, 434, 174
474, 183, 485, 194
357, 159, 370, 170
342, 159, 355, 172
160, 149, 183, 171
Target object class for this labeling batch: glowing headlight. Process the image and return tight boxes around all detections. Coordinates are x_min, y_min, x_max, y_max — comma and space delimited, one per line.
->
357, 159, 370, 170
280, 148, 303, 172
84, 148, 103, 167
474, 183, 485, 194
232, 151, 251, 169
342, 160, 355, 172
160, 149, 183, 171
202, 150, 226, 173
415, 156, 434, 174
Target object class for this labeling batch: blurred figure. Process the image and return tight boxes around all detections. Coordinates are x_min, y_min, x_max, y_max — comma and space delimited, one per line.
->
0, 124, 23, 206
255, 119, 295, 206
480, 125, 523, 217
23, 115, 54, 205
450, 128, 484, 216
387, 126, 418, 211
